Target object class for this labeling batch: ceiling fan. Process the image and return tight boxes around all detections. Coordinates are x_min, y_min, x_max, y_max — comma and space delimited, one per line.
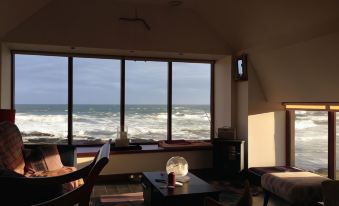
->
119, 9, 151, 31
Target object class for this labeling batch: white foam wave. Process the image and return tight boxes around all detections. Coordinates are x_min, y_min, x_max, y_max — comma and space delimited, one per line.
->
295, 120, 317, 129
16, 108, 211, 141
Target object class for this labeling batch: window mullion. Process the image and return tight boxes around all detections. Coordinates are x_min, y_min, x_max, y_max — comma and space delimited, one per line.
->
286, 110, 295, 167
167, 62, 172, 141
211, 63, 215, 140
328, 111, 336, 179
68, 56, 73, 145
121, 59, 125, 132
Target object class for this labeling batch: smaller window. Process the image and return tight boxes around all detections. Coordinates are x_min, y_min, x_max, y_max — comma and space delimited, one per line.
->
294, 110, 328, 176
234, 55, 247, 81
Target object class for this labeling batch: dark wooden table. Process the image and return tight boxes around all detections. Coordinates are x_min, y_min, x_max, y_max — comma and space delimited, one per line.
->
142, 171, 221, 206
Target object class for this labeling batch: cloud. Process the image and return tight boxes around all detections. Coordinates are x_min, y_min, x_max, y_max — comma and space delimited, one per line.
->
15, 55, 211, 105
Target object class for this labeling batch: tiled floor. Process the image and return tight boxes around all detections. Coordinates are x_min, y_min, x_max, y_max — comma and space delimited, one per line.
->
90, 182, 288, 206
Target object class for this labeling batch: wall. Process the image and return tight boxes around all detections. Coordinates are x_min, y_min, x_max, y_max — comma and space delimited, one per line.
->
247, 60, 286, 167
214, 56, 232, 132
248, 112, 285, 167
0, 44, 11, 109
78, 150, 212, 175
236, 80, 248, 168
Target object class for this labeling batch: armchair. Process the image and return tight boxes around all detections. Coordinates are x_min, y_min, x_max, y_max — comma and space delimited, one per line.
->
0, 141, 110, 206
0, 121, 111, 206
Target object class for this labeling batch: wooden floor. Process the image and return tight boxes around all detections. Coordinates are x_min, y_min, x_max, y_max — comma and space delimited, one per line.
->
90, 182, 288, 206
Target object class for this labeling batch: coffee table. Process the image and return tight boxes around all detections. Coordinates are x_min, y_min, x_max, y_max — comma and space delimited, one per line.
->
142, 171, 221, 206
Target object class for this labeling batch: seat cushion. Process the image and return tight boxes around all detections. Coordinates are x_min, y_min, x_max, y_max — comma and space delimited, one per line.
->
27, 166, 84, 192
0, 122, 25, 174
262, 172, 329, 205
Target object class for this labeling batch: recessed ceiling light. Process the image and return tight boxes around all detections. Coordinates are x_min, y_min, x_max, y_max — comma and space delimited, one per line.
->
168, 0, 183, 7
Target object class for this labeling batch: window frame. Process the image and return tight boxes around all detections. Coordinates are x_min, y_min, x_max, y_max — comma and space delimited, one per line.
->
285, 103, 338, 179
11, 50, 215, 145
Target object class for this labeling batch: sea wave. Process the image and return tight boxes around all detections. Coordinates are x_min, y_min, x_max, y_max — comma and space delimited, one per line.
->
16, 105, 211, 141
295, 120, 317, 129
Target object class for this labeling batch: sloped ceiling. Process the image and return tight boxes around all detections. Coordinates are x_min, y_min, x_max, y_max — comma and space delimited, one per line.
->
3, 0, 339, 53
193, 0, 339, 51
1, 0, 231, 55
2, 0, 339, 102
0, 0, 52, 39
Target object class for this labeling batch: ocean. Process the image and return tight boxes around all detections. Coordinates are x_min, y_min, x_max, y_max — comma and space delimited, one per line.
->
295, 110, 339, 175
15, 104, 211, 144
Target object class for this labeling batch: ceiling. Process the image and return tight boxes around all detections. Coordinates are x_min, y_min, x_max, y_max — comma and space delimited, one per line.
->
0, 0, 52, 39
2, 0, 339, 103
2, 0, 339, 52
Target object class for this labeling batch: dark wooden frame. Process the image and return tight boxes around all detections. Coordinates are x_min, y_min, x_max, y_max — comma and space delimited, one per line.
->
328, 111, 336, 179
10, 50, 215, 145
68, 57, 73, 145
167, 62, 173, 141
211, 62, 215, 139
285, 103, 338, 179
120, 59, 126, 132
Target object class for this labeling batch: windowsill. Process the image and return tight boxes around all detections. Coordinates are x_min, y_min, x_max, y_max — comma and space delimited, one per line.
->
77, 143, 213, 157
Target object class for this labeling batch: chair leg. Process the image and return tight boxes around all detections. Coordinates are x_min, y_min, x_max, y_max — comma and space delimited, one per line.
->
263, 190, 270, 206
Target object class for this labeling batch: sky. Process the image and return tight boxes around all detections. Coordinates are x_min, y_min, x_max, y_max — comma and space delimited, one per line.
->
15, 54, 211, 105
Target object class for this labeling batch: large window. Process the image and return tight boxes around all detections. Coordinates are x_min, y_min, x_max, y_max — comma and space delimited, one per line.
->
13, 53, 213, 145
172, 62, 211, 140
125, 60, 167, 141
73, 58, 120, 144
295, 110, 328, 176
15, 54, 68, 144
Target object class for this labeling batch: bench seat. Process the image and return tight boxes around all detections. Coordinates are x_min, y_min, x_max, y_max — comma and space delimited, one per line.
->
262, 172, 329, 206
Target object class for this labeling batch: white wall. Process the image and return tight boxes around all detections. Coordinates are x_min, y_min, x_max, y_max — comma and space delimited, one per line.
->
214, 56, 232, 131
78, 150, 212, 175
0, 44, 11, 109
247, 59, 286, 167
248, 112, 285, 167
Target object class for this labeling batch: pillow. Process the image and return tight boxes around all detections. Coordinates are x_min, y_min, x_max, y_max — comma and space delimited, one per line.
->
23, 145, 63, 174
23, 148, 47, 174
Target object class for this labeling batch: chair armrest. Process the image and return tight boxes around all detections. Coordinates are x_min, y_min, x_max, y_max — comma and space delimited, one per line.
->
0, 164, 90, 186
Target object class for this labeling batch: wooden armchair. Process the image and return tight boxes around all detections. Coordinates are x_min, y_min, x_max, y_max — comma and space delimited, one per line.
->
0, 141, 110, 206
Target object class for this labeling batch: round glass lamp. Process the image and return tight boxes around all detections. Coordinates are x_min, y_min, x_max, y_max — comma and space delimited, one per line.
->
166, 156, 189, 177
